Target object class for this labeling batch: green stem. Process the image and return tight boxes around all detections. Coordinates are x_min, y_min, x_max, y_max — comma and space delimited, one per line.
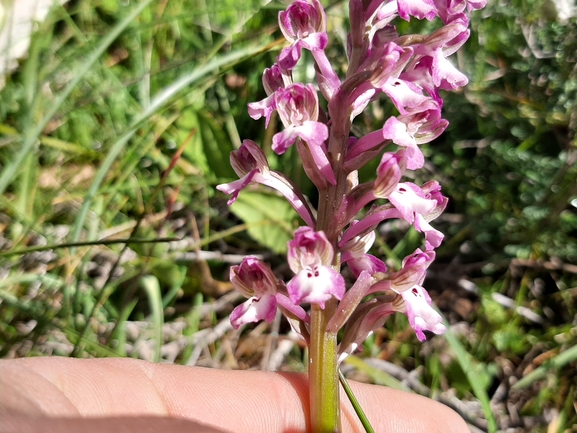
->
309, 302, 340, 432
308, 86, 353, 432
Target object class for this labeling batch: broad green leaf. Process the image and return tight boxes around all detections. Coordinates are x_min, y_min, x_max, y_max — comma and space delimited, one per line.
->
230, 190, 298, 254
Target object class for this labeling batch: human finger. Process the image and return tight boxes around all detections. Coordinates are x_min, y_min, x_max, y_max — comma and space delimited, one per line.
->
0, 357, 468, 433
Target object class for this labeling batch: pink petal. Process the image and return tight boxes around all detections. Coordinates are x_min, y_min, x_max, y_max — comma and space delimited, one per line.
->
401, 285, 445, 341
287, 266, 345, 308
230, 294, 278, 329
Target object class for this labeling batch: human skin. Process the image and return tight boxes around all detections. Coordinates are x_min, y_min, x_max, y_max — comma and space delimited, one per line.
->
0, 357, 469, 433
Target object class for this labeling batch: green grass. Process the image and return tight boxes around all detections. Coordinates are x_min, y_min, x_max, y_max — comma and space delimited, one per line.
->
0, 0, 576, 431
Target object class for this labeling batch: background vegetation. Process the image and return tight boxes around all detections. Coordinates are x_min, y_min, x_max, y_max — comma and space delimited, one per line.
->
0, 0, 575, 431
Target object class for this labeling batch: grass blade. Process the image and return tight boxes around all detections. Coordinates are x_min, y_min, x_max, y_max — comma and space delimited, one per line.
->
512, 344, 577, 390
0, 0, 155, 195
140, 275, 164, 363
338, 369, 376, 433
443, 327, 498, 433
70, 42, 267, 246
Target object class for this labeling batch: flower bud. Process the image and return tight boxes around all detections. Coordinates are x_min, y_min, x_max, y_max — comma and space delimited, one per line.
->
262, 64, 285, 96
374, 151, 406, 198
391, 248, 435, 292
229, 140, 269, 177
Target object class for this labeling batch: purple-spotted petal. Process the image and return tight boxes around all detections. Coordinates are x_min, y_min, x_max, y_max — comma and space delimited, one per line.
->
381, 78, 429, 115
230, 294, 278, 329
400, 285, 446, 341
388, 182, 437, 223
287, 266, 345, 308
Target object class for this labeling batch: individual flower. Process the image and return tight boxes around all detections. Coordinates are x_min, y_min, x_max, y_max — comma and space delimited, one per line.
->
279, 0, 328, 51
287, 227, 346, 308
272, 84, 335, 185
341, 229, 387, 278
247, 65, 293, 128
229, 257, 281, 329
398, 285, 446, 341
276, 0, 340, 98
391, 248, 435, 291
216, 140, 316, 227
382, 100, 448, 171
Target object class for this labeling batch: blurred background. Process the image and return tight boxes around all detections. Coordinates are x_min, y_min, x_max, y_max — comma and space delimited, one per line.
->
0, 0, 575, 431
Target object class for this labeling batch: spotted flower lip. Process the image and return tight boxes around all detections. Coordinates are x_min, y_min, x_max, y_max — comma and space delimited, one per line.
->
399, 284, 446, 341
229, 256, 311, 329
286, 227, 346, 308
389, 182, 437, 222
276, 0, 340, 98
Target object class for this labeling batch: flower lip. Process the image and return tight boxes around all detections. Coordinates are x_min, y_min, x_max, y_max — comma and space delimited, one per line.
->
286, 227, 345, 308
262, 65, 285, 96
400, 284, 446, 341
